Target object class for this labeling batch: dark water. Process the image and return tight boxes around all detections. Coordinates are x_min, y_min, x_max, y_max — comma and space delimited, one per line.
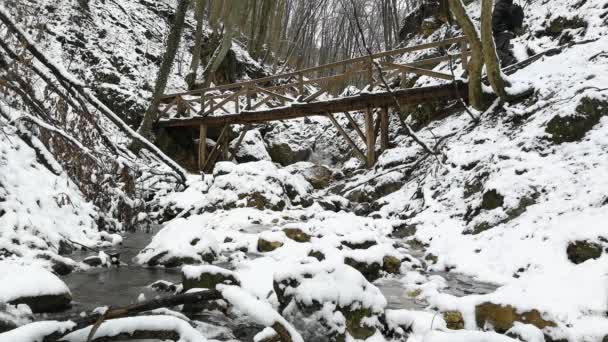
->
46, 226, 496, 340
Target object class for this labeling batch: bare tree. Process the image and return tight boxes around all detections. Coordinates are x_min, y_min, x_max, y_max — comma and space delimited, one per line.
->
480, 0, 509, 99
185, 0, 207, 89
136, 0, 190, 142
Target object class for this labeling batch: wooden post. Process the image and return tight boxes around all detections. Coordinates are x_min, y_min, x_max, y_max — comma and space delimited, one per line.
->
222, 124, 230, 161
198, 124, 207, 172
246, 87, 252, 110
298, 72, 304, 99
234, 92, 240, 113
364, 107, 375, 167
380, 106, 389, 152
200, 91, 206, 115
460, 39, 468, 71
366, 60, 374, 91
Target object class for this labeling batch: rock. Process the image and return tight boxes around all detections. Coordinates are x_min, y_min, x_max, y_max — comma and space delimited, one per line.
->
182, 265, 240, 292
481, 189, 504, 210
424, 253, 438, 265
257, 238, 284, 252
273, 262, 386, 341
268, 141, 311, 166
283, 228, 311, 243
10, 294, 72, 313
58, 240, 73, 256
83, 255, 103, 267
149, 280, 178, 293
567, 240, 603, 264
353, 203, 372, 216
308, 250, 325, 261
286, 163, 333, 189
342, 239, 377, 250
344, 257, 382, 282
443, 311, 465, 330
390, 223, 417, 239
51, 260, 74, 276
475, 302, 556, 333
230, 129, 271, 163
382, 256, 402, 274
546, 97, 607, 144
545, 16, 587, 37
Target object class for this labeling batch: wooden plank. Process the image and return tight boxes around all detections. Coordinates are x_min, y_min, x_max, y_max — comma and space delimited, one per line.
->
251, 85, 295, 103
202, 92, 238, 116
365, 107, 376, 167
302, 86, 328, 103
203, 125, 229, 173
327, 114, 366, 162
158, 98, 177, 119
156, 82, 468, 128
383, 62, 454, 80
229, 125, 250, 160
380, 107, 389, 152
251, 95, 274, 110
343, 111, 366, 144
198, 124, 207, 172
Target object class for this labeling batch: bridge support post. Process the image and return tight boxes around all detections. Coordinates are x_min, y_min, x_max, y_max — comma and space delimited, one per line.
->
198, 124, 207, 172
365, 107, 376, 168
380, 107, 389, 152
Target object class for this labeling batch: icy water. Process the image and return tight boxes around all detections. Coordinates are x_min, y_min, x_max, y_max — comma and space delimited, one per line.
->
51, 226, 497, 340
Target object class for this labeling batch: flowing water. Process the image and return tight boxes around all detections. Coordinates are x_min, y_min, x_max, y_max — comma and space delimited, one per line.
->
52, 226, 497, 340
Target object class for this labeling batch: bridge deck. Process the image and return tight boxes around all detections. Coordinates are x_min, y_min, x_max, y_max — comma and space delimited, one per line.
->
157, 82, 468, 128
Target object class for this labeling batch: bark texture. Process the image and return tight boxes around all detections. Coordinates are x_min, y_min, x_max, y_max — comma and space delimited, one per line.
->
481, 0, 509, 100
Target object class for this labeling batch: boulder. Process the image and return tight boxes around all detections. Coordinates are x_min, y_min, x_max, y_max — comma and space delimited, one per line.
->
481, 189, 504, 210
182, 265, 240, 292
230, 129, 271, 163
268, 141, 311, 166
443, 311, 465, 330
546, 97, 607, 144
286, 162, 333, 189
567, 240, 603, 264
0, 265, 72, 313
344, 253, 402, 282
475, 302, 556, 333
149, 280, 178, 293
283, 228, 311, 243
273, 262, 387, 341
257, 238, 284, 252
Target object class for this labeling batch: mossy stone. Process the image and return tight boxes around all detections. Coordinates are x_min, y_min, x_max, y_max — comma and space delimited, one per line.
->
546, 97, 607, 144
567, 240, 603, 264
182, 270, 239, 292
308, 250, 325, 261
444, 311, 465, 330
283, 228, 311, 243
475, 302, 556, 333
481, 190, 504, 210
257, 238, 284, 252
382, 256, 401, 274
546, 16, 587, 36
344, 257, 382, 282
9, 293, 72, 313
342, 307, 376, 340
342, 240, 377, 250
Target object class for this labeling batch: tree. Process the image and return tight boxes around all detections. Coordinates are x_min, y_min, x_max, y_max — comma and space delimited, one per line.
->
201, 0, 246, 88
185, 0, 207, 89
480, 0, 509, 100
136, 0, 190, 143
447, 0, 484, 110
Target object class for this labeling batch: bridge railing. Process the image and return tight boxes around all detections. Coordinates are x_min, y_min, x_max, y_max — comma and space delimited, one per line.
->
157, 36, 469, 120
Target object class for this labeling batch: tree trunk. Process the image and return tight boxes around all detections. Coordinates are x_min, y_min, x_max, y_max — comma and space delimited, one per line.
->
447, 0, 484, 110
201, 0, 244, 88
481, 0, 509, 100
136, 0, 189, 142
186, 0, 207, 89
252, 0, 274, 60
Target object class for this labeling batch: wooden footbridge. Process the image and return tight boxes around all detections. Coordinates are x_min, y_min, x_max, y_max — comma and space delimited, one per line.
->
156, 36, 470, 172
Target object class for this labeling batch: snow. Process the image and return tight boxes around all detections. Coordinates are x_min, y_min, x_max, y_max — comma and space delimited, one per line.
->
422, 330, 518, 342
0, 264, 71, 302
0, 321, 76, 342
62, 315, 208, 342
182, 265, 238, 280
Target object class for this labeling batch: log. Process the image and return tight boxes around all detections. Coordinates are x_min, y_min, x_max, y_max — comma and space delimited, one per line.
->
327, 114, 366, 162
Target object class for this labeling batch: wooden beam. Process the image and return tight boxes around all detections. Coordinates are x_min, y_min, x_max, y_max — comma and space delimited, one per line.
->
343, 111, 366, 144
229, 125, 250, 160
203, 125, 229, 173
383, 62, 454, 81
380, 106, 389, 152
365, 107, 375, 168
156, 82, 468, 128
198, 124, 207, 172
251, 86, 295, 104
327, 113, 366, 162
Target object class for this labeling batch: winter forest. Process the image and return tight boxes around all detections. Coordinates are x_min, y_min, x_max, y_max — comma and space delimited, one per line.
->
0, 0, 607, 341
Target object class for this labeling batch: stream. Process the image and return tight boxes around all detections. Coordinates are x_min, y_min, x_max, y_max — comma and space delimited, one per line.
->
49, 227, 497, 341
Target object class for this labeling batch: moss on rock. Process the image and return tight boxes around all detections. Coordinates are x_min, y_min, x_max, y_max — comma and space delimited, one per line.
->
475, 302, 556, 333
546, 97, 607, 144
382, 256, 402, 274
567, 240, 603, 264
257, 238, 284, 252
444, 311, 465, 330
9, 293, 72, 313
283, 228, 311, 243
